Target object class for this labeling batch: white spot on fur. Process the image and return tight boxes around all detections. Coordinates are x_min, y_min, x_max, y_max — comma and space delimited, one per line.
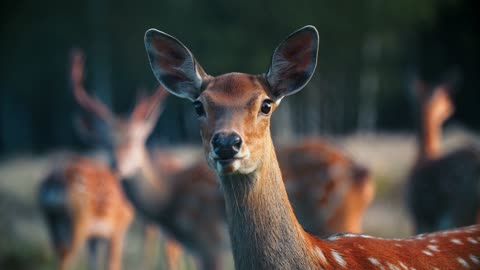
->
331, 250, 347, 267
470, 254, 480, 265
467, 237, 478, 244
427, 245, 439, 252
341, 233, 359, 238
387, 262, 400, 270
422, 250, 433, 256
457, 257, 470, 268
314, 247, 326, 263
429, 239, 438, 243
394, 243, 403, 247
451, 239, 463, 245
368, 257, 385, 270
415, 234, 426, 239
328, 235, 340, 241
398, 262, 408, 270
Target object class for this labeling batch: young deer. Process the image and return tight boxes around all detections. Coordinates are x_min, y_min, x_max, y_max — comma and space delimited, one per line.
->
71, 49, 184, 270
74, 56, 374, 269
145, 25, 480, 269
38, 156, 134, 270
407, 79, 480, 234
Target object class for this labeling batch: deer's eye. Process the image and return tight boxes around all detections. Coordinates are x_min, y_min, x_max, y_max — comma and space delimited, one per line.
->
193, 101, 205, 117
260, 99, 273, 115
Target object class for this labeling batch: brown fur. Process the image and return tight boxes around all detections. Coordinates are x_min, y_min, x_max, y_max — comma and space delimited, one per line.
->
38, 156, 133, 270
143, 25, 480, 268
195, 73, 480, 270
70, 49, 183, 270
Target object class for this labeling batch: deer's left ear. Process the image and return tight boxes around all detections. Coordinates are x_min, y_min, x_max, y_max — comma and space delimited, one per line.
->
266, 25, 319, 100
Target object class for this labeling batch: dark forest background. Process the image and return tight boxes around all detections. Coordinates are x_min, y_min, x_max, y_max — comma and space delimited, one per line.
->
1, 0, 479, 155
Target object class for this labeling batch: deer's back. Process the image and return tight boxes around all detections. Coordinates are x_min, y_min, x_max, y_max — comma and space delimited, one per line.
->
408, 145, 480, 232
277, 138, 373, 234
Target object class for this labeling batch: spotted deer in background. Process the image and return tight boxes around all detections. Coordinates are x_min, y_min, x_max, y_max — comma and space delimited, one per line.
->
38, 156, 133, 270
407, 78, 480, 234
70, 49, 184, 270
145, 24, 480, 269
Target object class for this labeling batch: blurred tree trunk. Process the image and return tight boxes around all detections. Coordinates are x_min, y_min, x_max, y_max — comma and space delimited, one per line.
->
357, 0, 382, 133
357, 34, 382, 132
1, 93, 32, 153
87, 0, 112, 107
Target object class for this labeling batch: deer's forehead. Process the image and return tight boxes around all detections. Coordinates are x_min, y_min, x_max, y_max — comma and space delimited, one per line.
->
201, 73, 268, 107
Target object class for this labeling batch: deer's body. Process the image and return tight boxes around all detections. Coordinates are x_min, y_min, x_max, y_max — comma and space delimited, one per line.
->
71, 49, 183, 270
38, 156, 133, 270
407, 81, 480, 233
279, 139, 373, 234
145, 25, 480, 269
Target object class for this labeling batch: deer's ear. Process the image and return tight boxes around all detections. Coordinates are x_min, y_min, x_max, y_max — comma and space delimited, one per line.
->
266, 25, 319, 100
145, 29, 207, 101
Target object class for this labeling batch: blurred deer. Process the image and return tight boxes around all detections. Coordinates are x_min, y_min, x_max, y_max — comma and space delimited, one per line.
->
70, 49, 183, 270
407, 78, 480, 233
38, 156, 134, 270
278, 139, 373, 234
144, 24, 480, 270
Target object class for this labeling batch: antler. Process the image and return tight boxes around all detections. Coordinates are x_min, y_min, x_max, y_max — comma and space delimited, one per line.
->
70, 48, 113, 122
131, 84, 169, 122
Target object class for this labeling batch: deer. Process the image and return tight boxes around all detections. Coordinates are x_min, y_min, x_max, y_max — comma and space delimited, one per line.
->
144, 24, 480, 269
406, 78, 480, 234
38, 156, 134, 270
74, 53, 374, 269
70, 49, 184, 270
73, 40, 373, 270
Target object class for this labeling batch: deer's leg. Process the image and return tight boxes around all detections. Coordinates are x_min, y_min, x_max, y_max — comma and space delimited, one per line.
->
164, 238, 182, 270
199, 255, 223, 270
107, 228, 127, 270
87, 237, 101, 270
58, 219, 88, 270
141, 223, 157, 270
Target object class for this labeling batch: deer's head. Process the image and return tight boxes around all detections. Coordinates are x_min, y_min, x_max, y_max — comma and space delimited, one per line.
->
414, 79, 455, 126
145, 26, 319, 176
71, 49, 168, 177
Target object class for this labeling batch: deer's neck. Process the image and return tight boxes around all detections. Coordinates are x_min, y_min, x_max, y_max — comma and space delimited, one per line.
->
220, 136, 319, 270
121, 146, 171, 218
417, 108, 442, 162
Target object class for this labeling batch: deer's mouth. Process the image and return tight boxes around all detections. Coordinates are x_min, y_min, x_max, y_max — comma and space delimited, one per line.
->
213, 157, 243, 175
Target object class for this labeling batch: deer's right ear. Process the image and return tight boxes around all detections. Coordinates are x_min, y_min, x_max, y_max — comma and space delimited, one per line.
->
145, 29, 207, 101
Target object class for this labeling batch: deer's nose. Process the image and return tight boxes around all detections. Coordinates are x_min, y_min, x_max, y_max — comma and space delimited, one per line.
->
211, 132, 242, 160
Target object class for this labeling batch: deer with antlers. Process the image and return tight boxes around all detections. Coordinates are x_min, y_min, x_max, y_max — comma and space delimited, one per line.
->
71, 49, 184, 270
38, 156, 134, 270
407, 79, 480, 234
144, 25, 480, 269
